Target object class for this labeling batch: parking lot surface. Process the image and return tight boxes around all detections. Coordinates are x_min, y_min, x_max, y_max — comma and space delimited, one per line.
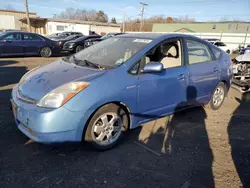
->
0, 57, 250, 188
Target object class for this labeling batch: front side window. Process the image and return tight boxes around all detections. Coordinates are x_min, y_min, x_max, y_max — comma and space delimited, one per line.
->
72, 37, 151, 68
215, 42, 226, 47
23, 34, 42, 41
144, 39, 182, 69
3, 33, 21, 41
186, 39, 212, 65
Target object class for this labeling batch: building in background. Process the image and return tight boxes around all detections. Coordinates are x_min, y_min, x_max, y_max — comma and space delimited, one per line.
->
0, 9, 121, 36
153, 22, 250, 33
152, 22, 250, 50
0, 9, 37, 31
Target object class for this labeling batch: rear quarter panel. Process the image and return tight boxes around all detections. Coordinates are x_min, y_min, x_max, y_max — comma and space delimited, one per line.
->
218, 51, 232, 90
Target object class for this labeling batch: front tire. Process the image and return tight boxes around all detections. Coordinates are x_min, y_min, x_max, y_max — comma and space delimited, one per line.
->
75, 45, 83, 53
40, 47, 52, 57
84, 104, 129, 150
205, 82, 227, 110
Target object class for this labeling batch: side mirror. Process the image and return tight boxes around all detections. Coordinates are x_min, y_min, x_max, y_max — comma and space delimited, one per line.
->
142, 61, 164, 73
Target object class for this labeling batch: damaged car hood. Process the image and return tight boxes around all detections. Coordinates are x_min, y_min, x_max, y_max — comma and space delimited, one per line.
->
18, 59, 105, 101
236, 53, 250, 62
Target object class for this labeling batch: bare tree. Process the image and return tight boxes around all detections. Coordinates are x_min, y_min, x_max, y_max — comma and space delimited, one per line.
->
56, 8, 108, 23
173, 15, 196, 23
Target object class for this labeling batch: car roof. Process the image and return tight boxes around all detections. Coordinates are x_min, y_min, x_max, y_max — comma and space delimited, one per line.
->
1, 31, 39, 35
116, 33, 200, 40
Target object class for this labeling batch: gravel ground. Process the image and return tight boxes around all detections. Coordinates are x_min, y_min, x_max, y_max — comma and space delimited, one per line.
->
0, 57, 250, 188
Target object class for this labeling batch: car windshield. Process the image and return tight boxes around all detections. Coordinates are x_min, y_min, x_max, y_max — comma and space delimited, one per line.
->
101, 34, 112, 40
71, 37, 152, 68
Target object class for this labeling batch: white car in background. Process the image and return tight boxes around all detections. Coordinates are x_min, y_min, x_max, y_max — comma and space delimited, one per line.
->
210, 41, 231, 54
203, 39, 231, 54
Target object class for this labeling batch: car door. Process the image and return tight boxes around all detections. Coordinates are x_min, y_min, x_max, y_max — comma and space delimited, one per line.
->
22, 33, 44, 55
0, 33, 23, 56
137, 38, 189, 118
184, 38, 220, 104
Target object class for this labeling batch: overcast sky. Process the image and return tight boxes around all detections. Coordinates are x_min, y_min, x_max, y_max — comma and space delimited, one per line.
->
1, 0, 250, 22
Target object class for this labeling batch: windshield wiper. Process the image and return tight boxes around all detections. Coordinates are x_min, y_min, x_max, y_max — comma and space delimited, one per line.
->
71, 55, 105, 70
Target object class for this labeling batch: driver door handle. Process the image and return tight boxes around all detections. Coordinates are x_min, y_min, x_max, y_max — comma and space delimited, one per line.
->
177, 74, 186, 81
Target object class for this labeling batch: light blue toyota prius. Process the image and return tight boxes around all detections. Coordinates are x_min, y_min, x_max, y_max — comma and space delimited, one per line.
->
11, 33, 232, 150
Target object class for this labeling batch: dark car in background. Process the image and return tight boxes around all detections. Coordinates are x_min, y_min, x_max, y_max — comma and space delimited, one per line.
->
84, 32, 124, 48
0, 31, 60, 57
54, 34, 83, 50
63, 35, 101, 53
48, 32, 83, 40
240, 44, 250, 54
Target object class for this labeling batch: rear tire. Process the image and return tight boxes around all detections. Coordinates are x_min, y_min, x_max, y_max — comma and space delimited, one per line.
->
205, 82, 226, 110
75, 45, 83, 53
40, 47, 52, 57
84, 104, 129, 150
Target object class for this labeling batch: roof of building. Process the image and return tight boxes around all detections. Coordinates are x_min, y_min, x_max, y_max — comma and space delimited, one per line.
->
0, 9, 37, 15
19, 17, 47, 22
47, 18, 120, 27
19, 17, 120, 27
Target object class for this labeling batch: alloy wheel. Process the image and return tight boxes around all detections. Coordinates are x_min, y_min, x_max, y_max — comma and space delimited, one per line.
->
212, 86, 225, 107
91, 112, 123, 146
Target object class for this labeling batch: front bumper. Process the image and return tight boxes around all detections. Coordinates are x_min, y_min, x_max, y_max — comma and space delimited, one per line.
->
62, 45, 75, 52
11, 85, 92, 143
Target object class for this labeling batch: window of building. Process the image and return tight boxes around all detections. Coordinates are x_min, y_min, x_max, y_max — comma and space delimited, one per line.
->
212, 24, 216, 29
186, 39, 212, 65
228, 24, 232, 29
56, 25, 64, 31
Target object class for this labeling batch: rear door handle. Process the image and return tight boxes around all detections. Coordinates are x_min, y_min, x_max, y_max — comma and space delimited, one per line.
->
177, 74, 186, 81
214, 67, 219, 72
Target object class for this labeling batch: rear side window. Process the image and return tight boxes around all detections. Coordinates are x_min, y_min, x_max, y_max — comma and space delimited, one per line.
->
186, 39, 212, 65
211, 47, 221, 59
23, 34, 42, 41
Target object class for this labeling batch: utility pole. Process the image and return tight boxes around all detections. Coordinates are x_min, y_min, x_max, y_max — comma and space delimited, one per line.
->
24, 0, 31, 32
140, 2, 148, 32
243, 25, 249, 47
122, 10, 126, 33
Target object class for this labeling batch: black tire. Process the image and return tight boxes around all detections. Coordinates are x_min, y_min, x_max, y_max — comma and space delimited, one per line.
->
40, 47, 52, 57
84, 104, 129, 150
205, 82, 227, 110
75, 45, 83, 53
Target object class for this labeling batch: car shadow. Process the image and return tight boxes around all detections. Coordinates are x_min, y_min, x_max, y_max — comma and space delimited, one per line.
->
228, 92, 250, 187
0, 60, 18, 67
132, 86, 214, 187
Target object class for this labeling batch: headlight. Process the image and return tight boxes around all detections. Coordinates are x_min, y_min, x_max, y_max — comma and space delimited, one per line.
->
37, 82, 89, 108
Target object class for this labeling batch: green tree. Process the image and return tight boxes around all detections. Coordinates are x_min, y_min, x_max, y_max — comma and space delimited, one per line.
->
111, 17, 117, 24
